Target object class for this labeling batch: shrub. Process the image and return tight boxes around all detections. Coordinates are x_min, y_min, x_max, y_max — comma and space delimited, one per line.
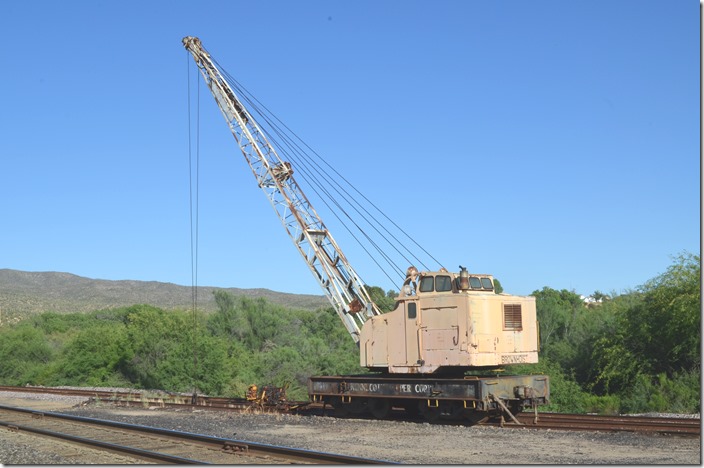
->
0, 324, 54, 384
582, 394, 621, 415
620, 370, 700, 414
54, 323, 130, 387
512, 358, 590, 413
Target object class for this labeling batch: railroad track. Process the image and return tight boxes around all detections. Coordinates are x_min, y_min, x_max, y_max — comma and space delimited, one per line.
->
507, 412, 701, 437
1, 385, 699, 438
0, 385, 290, 412
0, 404, 391, 464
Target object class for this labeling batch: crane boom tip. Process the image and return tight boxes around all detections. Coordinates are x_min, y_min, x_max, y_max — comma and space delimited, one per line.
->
182, 36, 201, 49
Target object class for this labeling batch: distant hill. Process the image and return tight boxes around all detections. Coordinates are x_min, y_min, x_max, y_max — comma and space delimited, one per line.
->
0, 269, 328, 323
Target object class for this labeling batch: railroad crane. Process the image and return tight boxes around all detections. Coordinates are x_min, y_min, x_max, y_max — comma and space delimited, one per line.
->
183, 36, 548, 422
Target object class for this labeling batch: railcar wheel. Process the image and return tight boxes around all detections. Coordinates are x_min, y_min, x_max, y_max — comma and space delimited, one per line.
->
332, 397, 367, 417
401, 401, 420, 418
368, 398, 391, 419
420, 407, 441, 422
346, 398, 366, 415
418, 401, 442, 422
333, 405, 350, 417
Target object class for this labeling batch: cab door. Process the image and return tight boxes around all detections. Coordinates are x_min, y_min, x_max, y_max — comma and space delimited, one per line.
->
405, 300, 421, 366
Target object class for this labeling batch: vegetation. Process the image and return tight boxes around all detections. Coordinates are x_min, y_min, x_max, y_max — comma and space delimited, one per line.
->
0, 253, 698, 413
520, 251, 700, 414
0, 298, 359, 400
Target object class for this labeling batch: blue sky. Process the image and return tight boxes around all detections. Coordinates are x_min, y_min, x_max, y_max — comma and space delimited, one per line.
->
1, 1, 699, 299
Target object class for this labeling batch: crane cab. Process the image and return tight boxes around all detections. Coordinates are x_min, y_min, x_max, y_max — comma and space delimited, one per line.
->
359, 266, 539, 374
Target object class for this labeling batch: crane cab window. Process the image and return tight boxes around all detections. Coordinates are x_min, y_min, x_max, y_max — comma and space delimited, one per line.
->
407, 302, 417, 319
468, 276, 495, 291
419, 276, 434, 293
435, 275, 452, 292
419, 275, 453, 293
469, 276, 482, 289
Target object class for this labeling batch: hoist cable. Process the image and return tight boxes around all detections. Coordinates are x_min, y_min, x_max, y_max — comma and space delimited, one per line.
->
221, 69, 443, 273
232, 86, 406, 285
212, 61, 445, 293
225, 75, 424, 274
254, 108, 404, 286
232, 89, 417, 286
237, 91, 406, 286
253, 108, 412, 274
186, 53, 200, 395
221, 68, 435, 263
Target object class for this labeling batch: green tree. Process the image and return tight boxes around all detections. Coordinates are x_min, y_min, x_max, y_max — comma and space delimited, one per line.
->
367, 285, 396, 312
0, 324, 54, 384
257, 345, 306, 398
208, 291, 363, 398
532, 287, 585, 353
590, 252, 700, 402
637, 252, 700, 373
493, 278, 503, 294
55, 323, 131, 386
209, 290, 254, 345
590, 290, 611, 303
513, 357, 590, 413
30, 311, 90, 334
122, 305, 229, 393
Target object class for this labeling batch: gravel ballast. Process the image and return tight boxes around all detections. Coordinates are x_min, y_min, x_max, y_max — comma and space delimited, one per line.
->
0, 391, 700, 464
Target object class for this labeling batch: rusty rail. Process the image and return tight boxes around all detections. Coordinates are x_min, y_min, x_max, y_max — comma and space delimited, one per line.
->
504, 412, 701, 437
0, 404, 393, 464
0, 385, 309, 412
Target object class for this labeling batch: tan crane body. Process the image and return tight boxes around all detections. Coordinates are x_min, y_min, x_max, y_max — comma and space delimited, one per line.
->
360, 267, 539, 374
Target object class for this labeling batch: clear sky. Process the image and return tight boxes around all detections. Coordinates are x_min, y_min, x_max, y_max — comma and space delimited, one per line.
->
1, 1, 699, 299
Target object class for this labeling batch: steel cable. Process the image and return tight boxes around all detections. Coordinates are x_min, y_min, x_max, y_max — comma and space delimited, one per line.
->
186, 53, 200, 396
214, 61, 444, 292
220, 70, 443, 270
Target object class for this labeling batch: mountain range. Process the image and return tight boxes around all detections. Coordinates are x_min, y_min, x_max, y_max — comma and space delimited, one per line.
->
0, 269, 328, 324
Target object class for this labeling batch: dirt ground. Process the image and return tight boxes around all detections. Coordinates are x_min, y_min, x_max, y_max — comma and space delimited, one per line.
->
0, 393, 700, 464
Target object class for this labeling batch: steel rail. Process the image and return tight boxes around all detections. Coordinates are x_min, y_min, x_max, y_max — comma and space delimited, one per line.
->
0, 385, 310, 412
1, 419, 204, 464
0, 385, 140, 398
508, 412, 701, 436
0, 404, 393, 464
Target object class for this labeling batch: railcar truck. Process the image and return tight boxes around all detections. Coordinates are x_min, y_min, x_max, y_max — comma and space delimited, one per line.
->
183, 36, 549, 422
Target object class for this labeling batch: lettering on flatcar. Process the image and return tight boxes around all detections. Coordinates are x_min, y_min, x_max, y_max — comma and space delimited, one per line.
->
501, 354, 528, 364
348, 383, 367, 392
343, 381, 439, 395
